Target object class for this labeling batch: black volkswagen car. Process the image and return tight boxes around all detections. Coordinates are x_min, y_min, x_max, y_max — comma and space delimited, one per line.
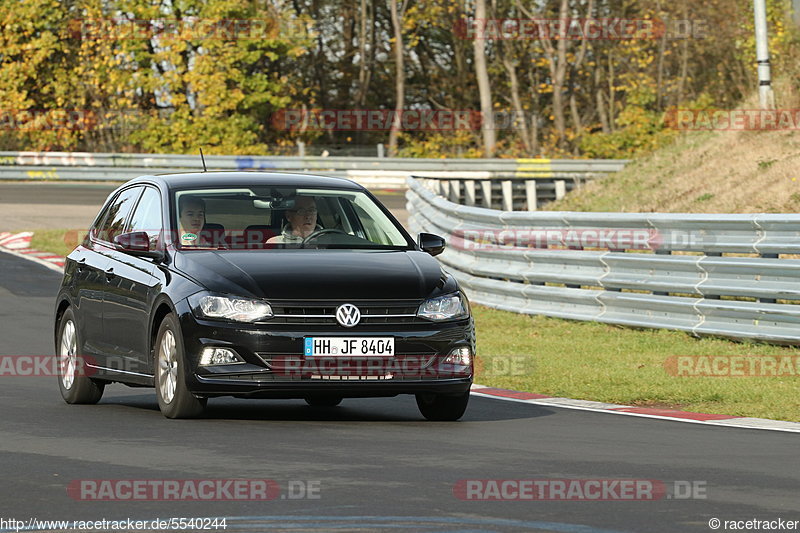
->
54, 172, 475, 419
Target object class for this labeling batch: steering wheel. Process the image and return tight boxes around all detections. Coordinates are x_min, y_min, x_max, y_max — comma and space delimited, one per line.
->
301, 228, 349, 247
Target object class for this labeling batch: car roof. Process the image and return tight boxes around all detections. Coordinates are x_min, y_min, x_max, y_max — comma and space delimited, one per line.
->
127, 171, 365, 191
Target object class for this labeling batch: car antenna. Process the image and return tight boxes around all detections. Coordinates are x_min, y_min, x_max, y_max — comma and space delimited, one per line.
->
199, 148, 207, 172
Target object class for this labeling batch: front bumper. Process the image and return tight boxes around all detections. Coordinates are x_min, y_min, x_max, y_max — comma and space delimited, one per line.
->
175, 300, 475, 399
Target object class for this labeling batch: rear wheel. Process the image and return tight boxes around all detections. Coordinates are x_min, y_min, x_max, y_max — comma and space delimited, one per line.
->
416, 391, 470, 421
154, 314, 206, 419
57, 308, 104, 404
305, 396, 343, 407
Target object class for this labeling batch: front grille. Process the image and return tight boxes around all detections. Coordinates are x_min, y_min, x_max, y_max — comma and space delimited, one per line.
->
255, 352, 440, 381
309, 374, 392, 381
256, 352, 437, 363
268, 299, 425, 325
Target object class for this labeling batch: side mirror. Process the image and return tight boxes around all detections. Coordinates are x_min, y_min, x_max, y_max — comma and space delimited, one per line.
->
113, 231, 164, 261
418, 232, 446, 257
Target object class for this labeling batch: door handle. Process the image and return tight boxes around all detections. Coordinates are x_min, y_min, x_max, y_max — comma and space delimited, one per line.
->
104, 267, 116, 280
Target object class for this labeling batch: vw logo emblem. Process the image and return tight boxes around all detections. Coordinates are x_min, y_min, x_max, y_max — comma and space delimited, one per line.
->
336, 303, 361, 327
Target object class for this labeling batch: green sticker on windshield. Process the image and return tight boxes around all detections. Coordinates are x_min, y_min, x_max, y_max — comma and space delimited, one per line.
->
183, 232, 198, 241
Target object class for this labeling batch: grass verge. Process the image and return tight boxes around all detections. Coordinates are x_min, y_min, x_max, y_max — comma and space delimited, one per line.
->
21, 228, 800, 422
474, 305, 800, 422
30, 229, 82, 258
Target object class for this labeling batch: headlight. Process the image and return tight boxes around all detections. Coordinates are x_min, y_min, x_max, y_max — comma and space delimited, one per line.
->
417, 292, 469, 321
188, 292, 273, 322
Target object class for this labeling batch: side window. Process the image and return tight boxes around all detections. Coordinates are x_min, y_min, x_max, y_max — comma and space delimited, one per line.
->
127, 187, 163, 249
85, 196, 116, 246
94, 187, 143, 243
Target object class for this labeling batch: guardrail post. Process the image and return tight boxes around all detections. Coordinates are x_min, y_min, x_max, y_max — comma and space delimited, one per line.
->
703, 252, 722, 299
481, 180, 492, 208
652, 249, 672, 296
439, 180, 449, 198
464, 180, 476, 206
297, 141, 306, 157
449, 180, 462, 203
377, 143, 385, 158
525, 180, 538, 212
555, 180, 566, 200
501, 180, 513, 211
760, 253, 779, 303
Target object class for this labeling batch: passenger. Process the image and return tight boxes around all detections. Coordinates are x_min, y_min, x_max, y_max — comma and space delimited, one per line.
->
268, 195, 321, 244
178, 196, 206, 246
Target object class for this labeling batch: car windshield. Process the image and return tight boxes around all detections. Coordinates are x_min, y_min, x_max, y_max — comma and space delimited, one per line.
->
172, 186, 411, 250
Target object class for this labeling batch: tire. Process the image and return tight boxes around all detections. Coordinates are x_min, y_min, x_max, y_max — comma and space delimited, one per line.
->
57, 308, 105, 404
416, 391, 470, 421
304, 396, 343, 407
154, 313, 206, 419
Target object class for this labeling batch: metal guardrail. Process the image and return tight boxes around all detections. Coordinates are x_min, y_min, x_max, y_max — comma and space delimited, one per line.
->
0, 151, 628, 196
406, 177, 800, 344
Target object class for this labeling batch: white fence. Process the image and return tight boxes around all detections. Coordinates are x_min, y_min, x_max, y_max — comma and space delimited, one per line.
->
0, 151, 628, 202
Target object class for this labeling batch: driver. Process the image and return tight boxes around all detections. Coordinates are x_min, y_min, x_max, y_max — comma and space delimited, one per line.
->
267, 195, 322, 244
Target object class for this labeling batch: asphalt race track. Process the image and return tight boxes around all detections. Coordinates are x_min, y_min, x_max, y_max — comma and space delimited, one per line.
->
0, 182, 798, 532
1, 249, 799, 533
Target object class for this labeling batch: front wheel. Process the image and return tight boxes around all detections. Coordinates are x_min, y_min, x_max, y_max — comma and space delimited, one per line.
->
57, 308, 105, 404
154, 314, 206, 419
416, 391, 470, 421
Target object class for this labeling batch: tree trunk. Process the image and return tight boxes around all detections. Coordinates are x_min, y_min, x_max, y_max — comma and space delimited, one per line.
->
655, 1, 667, 109
503, 57, 532, 154
595, 66, 610, 134
388, 0, 405, 157
608, 53, 615, 133
569, 93, 582, 153
676, 0, 690, 105
473, 0, 496, 157
541, 0, 569, 148
355, 0, 373, 107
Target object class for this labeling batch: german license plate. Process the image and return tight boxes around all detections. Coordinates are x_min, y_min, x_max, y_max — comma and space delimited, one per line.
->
304, 337, 394, 356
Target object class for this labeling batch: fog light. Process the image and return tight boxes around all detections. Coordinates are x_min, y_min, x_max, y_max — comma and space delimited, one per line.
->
200, 347, 244, 366
443, 346, 472, 366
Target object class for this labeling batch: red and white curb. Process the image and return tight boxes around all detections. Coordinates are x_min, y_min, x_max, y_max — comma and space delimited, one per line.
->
0, 232, 65, 272
471, 384, 800, 433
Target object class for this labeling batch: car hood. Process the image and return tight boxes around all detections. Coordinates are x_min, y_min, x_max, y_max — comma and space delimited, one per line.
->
173, 249, 449, 300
